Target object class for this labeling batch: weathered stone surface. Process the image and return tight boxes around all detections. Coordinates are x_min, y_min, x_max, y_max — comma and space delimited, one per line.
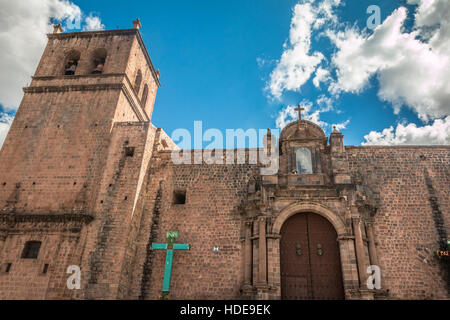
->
0, 27, 448, 300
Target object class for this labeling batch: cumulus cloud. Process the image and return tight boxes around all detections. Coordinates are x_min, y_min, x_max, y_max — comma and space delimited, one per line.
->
332, 119, 350, 131
83, 14, 105, 31
0, 0, 104, 110
316, 94, 334, 112
267, 0, 341, 99
0, 112, 13, 149
275, 98, 349, 132
363, 116, 450, 145
276, 105, 298, 129
269, 0, 449, 146
275, 100, 328, 130
328, 2, 450, 121
313, 67, 331, 88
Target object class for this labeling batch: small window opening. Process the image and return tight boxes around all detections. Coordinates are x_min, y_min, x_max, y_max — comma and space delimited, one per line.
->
141, 84, 149, 107
21, 241, 41, 259
125, 147, 135, 157
134, 70, 142, 93
64, 50, 80, 75
92, 58, 105, 74
91, 48, 107, 74
173, 190, 186, 205
5, 263, 12, 273
42, 264, 49, 274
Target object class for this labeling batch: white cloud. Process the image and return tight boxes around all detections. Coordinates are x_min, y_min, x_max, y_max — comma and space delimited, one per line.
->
83, 14, 105, 31
333, 119, 350, 131
276, 105, 298, 129
313, 67, 331, 88
316, 94, 333, 112
328, 2, 450, 121
275, 100, 329, 130
270, 0, 448, 146
267, 0, 341, 99
0, 113, 13, 149
275, 98, 349, 131
0, 0, 104, 111
363, 117, 450, 145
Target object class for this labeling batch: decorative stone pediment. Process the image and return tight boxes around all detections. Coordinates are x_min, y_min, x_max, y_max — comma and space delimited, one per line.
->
280, 120, 327, 142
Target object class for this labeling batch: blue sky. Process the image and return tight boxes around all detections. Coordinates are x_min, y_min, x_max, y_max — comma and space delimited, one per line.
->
0, 0, 449, 148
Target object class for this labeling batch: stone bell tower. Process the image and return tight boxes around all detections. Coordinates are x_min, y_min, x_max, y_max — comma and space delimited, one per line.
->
0, 21, 168, 299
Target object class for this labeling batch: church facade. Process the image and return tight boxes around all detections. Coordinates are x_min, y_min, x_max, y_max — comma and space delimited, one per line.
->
0, 24, 448, 300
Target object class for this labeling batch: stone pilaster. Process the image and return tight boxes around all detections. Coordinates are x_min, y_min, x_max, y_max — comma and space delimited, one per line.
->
352, 215, 369, 288
257, 217, 267, 287
365, 222, 379, 267
242, 221, 253, 292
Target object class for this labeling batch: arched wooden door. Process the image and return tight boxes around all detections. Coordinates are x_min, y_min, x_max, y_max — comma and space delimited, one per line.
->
280, 213, 345, 300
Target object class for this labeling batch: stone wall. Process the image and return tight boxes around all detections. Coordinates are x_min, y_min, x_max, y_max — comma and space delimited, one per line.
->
347, 146, 450, 299
134, 150, 261, 300
0, 28, 162, 300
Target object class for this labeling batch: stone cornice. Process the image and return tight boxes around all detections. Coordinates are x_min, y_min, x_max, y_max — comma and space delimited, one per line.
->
24, 83, 123, 93
279, 137, 328, 143
0, 213, 94, 225
32, 73, 125, 81
23, 76, 150, 122
0, 213, 94, 234
47, 29, 138, 40
30, 73, 150, 122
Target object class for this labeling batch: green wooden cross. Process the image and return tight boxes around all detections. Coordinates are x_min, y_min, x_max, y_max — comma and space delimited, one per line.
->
152, 231, 190, 300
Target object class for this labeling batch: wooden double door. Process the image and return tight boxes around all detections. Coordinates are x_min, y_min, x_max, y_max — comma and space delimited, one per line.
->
280, 213, 345, 300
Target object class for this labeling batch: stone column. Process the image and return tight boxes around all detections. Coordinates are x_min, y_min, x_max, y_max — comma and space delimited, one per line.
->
352, 216, 369, 288
258, 217, 267, 286
243, 221, 253, 289
337, 237, 360, 297
365, 222, 379, 267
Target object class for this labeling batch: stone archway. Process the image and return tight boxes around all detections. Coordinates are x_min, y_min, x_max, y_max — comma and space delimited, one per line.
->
267, 203, 358, 300
273, 203, 346, 236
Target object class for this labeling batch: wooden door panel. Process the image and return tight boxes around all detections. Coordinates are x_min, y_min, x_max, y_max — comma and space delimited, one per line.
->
282, 276, 309, 300
280, 214, 311, 300
307, 213, 345, 300
280, 213, 345, 300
